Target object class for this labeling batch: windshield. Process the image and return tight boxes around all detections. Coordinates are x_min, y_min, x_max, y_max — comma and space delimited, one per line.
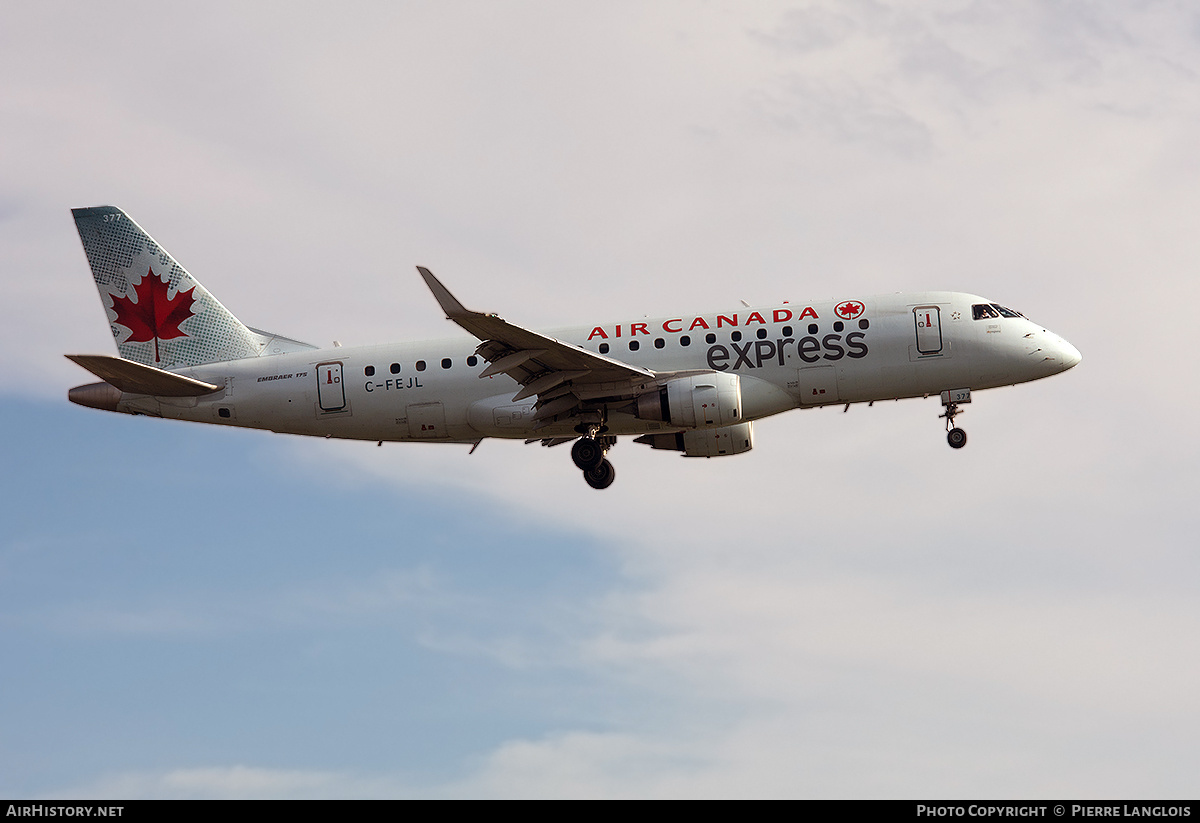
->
973, 303, 1025, 320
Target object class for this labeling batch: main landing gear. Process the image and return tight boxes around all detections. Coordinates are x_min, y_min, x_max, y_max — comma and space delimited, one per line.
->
939, 388, 971, 450
572, 432, 617, 489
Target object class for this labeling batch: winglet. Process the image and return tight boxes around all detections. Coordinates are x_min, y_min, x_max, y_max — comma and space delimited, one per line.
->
417, 266, 471, 319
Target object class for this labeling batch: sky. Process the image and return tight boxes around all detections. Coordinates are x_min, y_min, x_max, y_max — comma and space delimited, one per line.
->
2, 0, 1199, 798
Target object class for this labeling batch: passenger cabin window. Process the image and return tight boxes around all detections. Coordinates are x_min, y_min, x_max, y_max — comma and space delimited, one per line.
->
680, 335, 691, 347
654, 338, 665, 349
599, 343, 610, 354
629, 340, 640, 351
441, 358, 452, 369
365, 365, 375, 376
782, 326, 793, 337
706, 333, 716, 344
833, 321, 844, 332
731, 331, 742, 342
756, 328, 767, 339
467, 356, 478, 367
390, 363, 401, 374
973, 304, 1000, 320
416, 360, 427, 371
808, 324, 818, 335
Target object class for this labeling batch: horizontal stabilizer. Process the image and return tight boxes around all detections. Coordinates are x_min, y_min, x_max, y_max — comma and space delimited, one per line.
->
65, 354, 222, 397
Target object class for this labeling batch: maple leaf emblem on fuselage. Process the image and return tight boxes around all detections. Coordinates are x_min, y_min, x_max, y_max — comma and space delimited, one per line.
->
109, 268, 197, 362
835, 300, 864, 320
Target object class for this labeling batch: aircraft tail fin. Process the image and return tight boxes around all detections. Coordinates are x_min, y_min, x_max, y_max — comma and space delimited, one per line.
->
72, 206, 313, 368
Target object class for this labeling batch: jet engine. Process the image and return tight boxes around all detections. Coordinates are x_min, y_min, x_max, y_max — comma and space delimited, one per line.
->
635, 372, 742, 428
635, 422, 754, 457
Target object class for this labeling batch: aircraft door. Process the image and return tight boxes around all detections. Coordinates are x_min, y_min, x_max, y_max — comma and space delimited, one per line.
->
317, 362, 346, 411
913, 306, 943, 354
407, 402, 447, 439
797, 366, 839, 405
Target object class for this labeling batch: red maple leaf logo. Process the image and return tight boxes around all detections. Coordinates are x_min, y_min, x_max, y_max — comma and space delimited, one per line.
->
835, 300, 864, 320
110, 268, 196, 362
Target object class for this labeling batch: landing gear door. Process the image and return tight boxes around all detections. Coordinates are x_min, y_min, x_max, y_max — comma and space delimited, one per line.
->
317, 362, 346, 411
913, 306, 943, 354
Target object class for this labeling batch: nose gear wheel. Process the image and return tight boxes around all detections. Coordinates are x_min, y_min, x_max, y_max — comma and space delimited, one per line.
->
939, 400, 967, 449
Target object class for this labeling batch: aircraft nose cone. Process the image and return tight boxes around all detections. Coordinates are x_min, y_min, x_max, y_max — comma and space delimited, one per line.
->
1059, 339, 1082, 370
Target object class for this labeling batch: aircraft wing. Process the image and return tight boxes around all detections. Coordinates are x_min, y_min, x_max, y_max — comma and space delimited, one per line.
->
418, 267, 660, 428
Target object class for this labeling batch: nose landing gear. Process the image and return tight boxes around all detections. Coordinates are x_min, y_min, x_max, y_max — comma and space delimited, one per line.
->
946, 425, 967, 449
572, 431, 617, 489
939, 389, 971, 450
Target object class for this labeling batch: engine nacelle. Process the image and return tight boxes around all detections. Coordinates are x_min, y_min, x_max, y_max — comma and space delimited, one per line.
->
635, 422, 754, 457
636, 372, 742, 429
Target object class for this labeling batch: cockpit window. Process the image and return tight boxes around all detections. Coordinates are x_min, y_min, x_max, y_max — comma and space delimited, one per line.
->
990, 303, 1023, 318
972, 304, 1000, 320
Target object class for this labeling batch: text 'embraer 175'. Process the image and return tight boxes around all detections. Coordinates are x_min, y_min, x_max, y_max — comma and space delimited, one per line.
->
67, 206, 1081, 489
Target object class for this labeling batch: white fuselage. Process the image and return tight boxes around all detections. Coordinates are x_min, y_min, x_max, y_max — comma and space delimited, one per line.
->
109, 291, 1080, 444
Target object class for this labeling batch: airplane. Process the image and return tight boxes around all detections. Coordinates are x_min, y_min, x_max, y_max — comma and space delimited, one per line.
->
66, 206, 1081, 489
